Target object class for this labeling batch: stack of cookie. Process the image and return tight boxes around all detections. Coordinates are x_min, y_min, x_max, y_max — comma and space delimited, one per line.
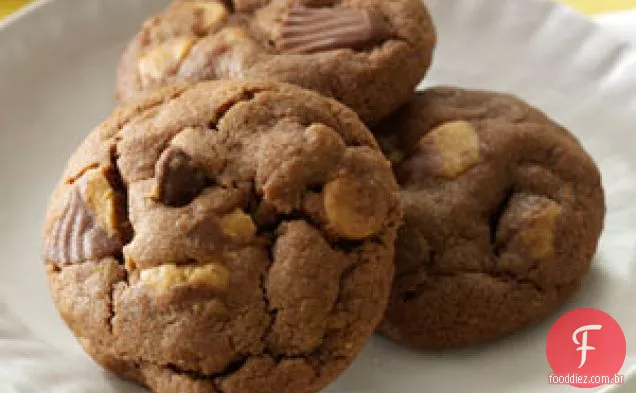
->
42, 1, 605, 393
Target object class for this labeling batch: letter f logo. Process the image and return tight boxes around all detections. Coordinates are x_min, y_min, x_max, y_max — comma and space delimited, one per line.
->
573, 324, 603, 368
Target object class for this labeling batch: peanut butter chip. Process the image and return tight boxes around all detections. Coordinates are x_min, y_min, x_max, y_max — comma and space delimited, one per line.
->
138, 38, 195, 87
323, 177, 389, 240
219, 208, 257, 240
178, 27, 254, 81
213, 28, 252, 78
140, 263, 230, 293
420, 120, 481, 178
83, 168, 119, 237
517, 199, 563, 260
190, 1, 229, 31
277, 7, 391, 54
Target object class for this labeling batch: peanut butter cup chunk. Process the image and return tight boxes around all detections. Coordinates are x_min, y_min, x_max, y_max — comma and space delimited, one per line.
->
117, 0, 436, 125
44, 80, 401, 393
277, 7, 391, 54
374, 87, 605, 349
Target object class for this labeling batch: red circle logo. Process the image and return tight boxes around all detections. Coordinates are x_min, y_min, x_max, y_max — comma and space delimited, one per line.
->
546, 308, 626, 388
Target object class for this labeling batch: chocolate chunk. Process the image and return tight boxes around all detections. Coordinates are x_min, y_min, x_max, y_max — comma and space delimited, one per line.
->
232, 0, 270, 13
45, 188, 123, 265
154, 147, 208, 207
277, 7, 391, 54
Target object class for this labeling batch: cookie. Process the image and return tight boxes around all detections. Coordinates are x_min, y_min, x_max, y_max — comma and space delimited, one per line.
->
375, 87, 605, 349
116, 0, 436, 125
43, 80, 401, 393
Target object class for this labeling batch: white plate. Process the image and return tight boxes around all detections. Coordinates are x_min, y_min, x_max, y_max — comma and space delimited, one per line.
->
1, 0, 635, 392
596, 11, 636, 46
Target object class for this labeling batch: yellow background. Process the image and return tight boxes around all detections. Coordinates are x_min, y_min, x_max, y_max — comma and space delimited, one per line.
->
1, 0, 32, 19
560, 0, 636, 13
1, 0, 636, 19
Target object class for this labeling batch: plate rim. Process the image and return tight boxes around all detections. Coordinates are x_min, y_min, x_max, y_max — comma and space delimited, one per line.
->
1, 0, 635, 392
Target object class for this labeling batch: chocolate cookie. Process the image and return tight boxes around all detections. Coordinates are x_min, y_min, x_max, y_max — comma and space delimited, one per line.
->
116, 0, 436, 125
375, 87, 605, 349
43, 80, 401, 393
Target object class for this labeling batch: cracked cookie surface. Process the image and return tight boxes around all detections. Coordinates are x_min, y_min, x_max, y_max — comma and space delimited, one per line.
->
374, 87, 605, 349
43, 80, 401, 393
116, 0, 436, 125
